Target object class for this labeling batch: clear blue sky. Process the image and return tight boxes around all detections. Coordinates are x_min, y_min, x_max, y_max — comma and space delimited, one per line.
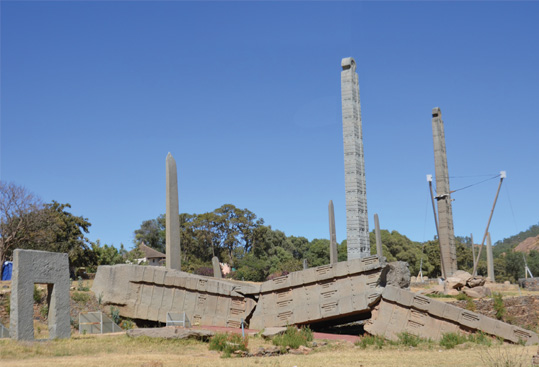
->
1, 1, 538, 250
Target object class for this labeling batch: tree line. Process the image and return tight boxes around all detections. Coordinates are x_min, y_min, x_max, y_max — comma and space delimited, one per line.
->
2, 181, 538, 283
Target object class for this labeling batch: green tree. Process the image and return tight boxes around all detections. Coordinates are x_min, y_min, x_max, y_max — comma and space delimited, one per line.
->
25, 201, 94, 272
134, 214, 165, 252
89, 240, 126, 271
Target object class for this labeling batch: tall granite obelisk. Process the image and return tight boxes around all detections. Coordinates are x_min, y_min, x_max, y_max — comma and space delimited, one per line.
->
341, 57, 369, 259
166, 153, 181, 270
431, 107, 457, 277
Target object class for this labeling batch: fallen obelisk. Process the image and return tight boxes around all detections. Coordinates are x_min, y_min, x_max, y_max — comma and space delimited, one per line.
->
92, 257, 538, 345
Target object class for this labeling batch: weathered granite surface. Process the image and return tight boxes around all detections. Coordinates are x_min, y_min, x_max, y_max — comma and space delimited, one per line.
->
10, 249, 70, 340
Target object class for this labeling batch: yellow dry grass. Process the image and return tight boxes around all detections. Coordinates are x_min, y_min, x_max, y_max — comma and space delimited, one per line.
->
0, 334, 536, 367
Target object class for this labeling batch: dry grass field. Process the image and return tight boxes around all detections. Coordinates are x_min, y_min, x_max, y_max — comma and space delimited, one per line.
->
0, 333, 536, 367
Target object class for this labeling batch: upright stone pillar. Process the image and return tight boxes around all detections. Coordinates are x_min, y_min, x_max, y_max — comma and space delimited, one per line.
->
212, 256, 222, 279
341, 57, 369, 260
303, 259, 308, 270
166, 153, 181, 270
486, 232, 495, 282
431, 107, 457, 277
328, 200, 338, 264
11, 250, 70, 340
374, 213, 383, 258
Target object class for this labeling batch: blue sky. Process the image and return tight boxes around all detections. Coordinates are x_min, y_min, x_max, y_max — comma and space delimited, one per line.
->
1, 1, 538, 250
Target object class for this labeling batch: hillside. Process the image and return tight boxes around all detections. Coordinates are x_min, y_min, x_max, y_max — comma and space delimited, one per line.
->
492, 223, 539, 257
514, 235, 539, 254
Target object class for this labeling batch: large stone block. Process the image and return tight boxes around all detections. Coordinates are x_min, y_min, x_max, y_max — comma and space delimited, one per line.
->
10, 249, 70, 340
366, 286, 539, 346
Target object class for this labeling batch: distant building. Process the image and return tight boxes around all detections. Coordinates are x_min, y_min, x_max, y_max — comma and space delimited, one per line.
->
135, 243, 166, 266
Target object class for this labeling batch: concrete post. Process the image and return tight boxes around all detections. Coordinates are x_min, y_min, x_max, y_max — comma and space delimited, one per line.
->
374, 213, 383, 258
341, 57, 369, 260
212, 256, 222, 279
328, 200, 338, 264
166, 153, 181, 270
431, 107, 457, 277
486, 232, 495, 282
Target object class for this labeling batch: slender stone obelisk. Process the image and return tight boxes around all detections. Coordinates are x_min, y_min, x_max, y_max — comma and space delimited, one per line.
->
486, 232, 495, 282
212, 256, 222, 279
341, 57, 369, 259
374, 213, 383, 258
166, 153, 181, 270
431, 107, 457, 277
328, 200, 338, 264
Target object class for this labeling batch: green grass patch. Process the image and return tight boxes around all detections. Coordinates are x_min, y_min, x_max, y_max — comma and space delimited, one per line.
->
209, 333, 248, 358
439, 332, 468, 349
355, 335, 386, 349
272, 326, 313, 352
71, 292, 90, 303
397, 332, 428, 347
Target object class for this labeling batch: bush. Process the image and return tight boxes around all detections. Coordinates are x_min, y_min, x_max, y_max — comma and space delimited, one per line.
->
397, 332, 427, 347
272, 326, 313, 351
34, 285, 43, 303
439, 332, 468, 349
456, 293, 471, 301
492, 293, 506, 320
77, 276, 90, 291
209, 333, 248, 358
72, 292, 90, 303
40, 305, 49, 319
120, 319, 135, 330
468, 332, 492, 346
356, 335, 386, 349
110, 306, 121, 325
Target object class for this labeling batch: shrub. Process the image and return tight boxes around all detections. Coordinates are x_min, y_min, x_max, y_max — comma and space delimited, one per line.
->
110, 306, 121, 325
40, 305, 49, 319
456, 293, 471, 301
439, 332, 467, 349
492, 293, 506, 320
467, 331, 492, 346
356, 335, 386, 349
209, 333, 248, 358
72, 292, 90, 303
397, 332, 425, 347
34, 285, 43, 303
77, 276, 90, 291
120, 319, 135, 330
272, 326, 313, 351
